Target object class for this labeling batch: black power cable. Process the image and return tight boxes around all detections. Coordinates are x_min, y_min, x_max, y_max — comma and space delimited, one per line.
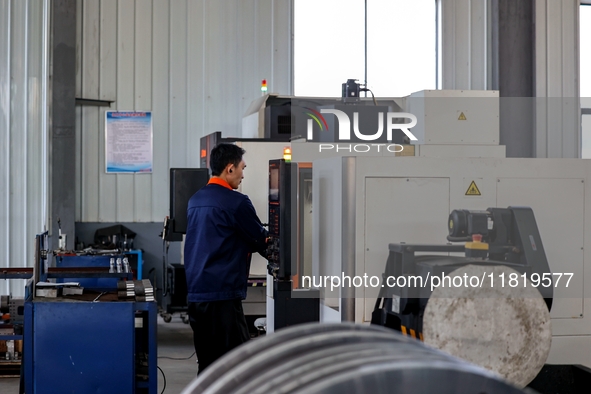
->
158, 351, 196, 361
360, 87, 378, 106
158, 365, 167, 394
157, 352, 197, 393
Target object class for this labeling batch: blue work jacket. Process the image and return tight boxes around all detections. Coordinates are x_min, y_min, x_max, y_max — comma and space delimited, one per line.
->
184, 180, 267, 302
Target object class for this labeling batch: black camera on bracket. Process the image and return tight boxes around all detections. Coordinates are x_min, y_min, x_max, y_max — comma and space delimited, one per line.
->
342, 78, 361, 101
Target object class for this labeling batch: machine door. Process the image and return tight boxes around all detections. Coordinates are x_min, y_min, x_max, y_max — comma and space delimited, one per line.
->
363, 177, 450, 322
496, 177, 584, 319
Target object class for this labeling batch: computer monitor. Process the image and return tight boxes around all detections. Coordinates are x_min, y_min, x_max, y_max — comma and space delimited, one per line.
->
169, 168, 210, 235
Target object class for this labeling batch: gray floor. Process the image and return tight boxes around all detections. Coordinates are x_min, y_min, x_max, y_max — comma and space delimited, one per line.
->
157, 315, 199, 393
0, 315, 198, 394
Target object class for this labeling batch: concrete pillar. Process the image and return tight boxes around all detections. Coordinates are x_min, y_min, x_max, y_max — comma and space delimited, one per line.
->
492, 0, 535, 158
50, 0, 77, 249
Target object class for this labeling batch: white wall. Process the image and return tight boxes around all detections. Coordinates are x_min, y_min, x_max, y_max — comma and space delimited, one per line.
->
76, 0, 294, 223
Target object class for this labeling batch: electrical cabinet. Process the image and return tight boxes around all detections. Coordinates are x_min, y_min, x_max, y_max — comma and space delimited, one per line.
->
24, 299, 157, 393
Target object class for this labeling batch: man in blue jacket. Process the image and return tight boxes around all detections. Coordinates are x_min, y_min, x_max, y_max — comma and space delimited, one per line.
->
184, 143, 268, 374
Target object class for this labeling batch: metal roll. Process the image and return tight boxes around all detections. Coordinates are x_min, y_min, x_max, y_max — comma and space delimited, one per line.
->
183, 322, 377, 393
290, 358, 525, 394
201, 330, 407, 394
182, 323, 528, 394
232, 339, 423, 394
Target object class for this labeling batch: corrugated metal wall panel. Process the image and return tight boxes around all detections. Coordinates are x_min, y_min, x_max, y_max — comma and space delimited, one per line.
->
10, 0, 29, 285
75, 0, 83, 221
203, 0, 236, 137
169, 0, 188, 169
0, 0, 48, 296
255, 0, 275, 98
0, 0, 11, 291
534, 0, 548, 157
98, 0, 118, 222
133, 1, 153, 222
441, 0, 489, 90
559, 0, 579, 158
151, 0, 171, 222
80, 0, 100, 222
469, 0, 487, 89
273, 0, 293, 94
115, 0, 137, 222
77, 0, 293, 222
26, 0, 45, 282
186, 0, 205, 169
534, 0, 580, 158
545, 0, 563, 157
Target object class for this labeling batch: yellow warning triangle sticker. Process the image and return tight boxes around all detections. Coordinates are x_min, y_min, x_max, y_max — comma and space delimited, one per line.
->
458, 112, 467, 120
465, 181, 481, 196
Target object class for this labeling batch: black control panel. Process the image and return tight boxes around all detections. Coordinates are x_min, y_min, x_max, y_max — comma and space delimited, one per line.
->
268, 159, 320, 331
267, 159, 293, 280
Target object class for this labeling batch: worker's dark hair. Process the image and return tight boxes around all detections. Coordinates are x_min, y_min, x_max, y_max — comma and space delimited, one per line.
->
210, 143, 245, 176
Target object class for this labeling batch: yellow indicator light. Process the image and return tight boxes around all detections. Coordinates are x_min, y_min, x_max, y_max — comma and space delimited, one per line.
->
283, 147, 292, 162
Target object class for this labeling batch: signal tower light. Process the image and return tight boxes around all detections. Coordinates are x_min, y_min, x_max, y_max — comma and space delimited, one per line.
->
283, 147, 292, 162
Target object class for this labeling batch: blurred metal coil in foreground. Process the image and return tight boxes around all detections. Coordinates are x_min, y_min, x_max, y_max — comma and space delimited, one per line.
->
181, 322, 529, 394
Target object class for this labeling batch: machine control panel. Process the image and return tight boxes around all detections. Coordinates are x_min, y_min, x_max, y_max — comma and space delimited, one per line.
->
267, 159, 293, 280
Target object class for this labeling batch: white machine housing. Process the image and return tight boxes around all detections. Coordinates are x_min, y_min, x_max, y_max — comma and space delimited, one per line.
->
235, 141, 288, 276
234, 141, 289, 317
406, 89, 500, 146
405, 89, 506, 158
306, 88, 591, 368
240, 89, 591, 367
312, 155, 591, 367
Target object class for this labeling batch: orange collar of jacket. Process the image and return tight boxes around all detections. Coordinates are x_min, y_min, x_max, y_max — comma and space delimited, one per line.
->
207, 177, 233, 190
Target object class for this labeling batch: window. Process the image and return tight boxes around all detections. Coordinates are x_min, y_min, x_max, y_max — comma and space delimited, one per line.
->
366, 0, 436, 97
294, 0, 436, 97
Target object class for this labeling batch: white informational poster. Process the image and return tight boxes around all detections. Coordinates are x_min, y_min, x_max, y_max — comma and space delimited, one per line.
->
105, 111, 153, 173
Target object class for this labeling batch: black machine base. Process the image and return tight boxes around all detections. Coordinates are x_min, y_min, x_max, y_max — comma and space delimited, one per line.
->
272, 280, 319, 331
527, 364, 591, 394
